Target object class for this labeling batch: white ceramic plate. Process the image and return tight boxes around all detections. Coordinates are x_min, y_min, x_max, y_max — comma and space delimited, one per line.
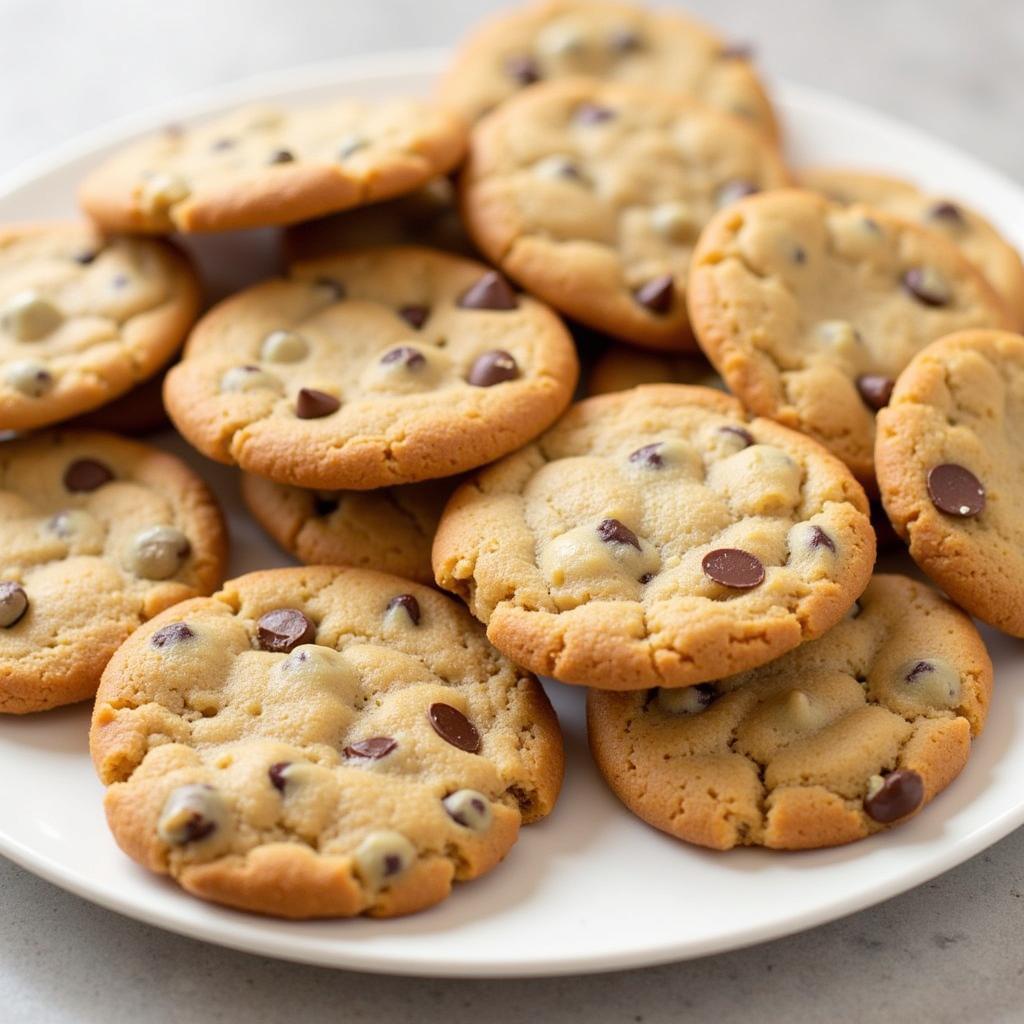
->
2, 51, 1023, 979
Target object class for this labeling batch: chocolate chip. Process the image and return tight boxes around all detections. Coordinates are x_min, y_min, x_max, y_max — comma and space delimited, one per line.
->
157, 784, 223, 845
210, 137, 235, 152
256, 608, 316, 653
702, 548, 765, 589
808, 525, 836, 553
314, 276, 346, 300
268, 761, 290, 792
73, 250, 97, 265
928, 201, 964, 225
0, 582, 28, 628
398, 304, 429, 329
926, 463, 985, 517
856, 374, 895, 411
63, 458, 114, 492
505, 54, 540, 85
719, 42, 754, 60
720, 425, 754, 447
295, 388, 340, 419
268, 148, 295, 164
864, 769, 924, 823
629, 443, 664, 468
458, 271, 518, 311
633, 275, 674, 314
792, 245, 807, 264
639, 571, 656, 584
386, 593, 421, 625
428, 703, 481, 753
344, 736, 397, 760
902, 267, 949, 307
609, 27, 643, 52
716, 180, 758, 207
597, 518, 641, 550
111, 273, 129, 289
151, 622, 194, 648
904, 660, 933, 684
691, 683, 718, 708
468, 350, 518, 386
575, 103, 615, 125
383, 854, 403, 876
380, 345, 426, 369
313, 493, 339, 517
442, 789, 493, 831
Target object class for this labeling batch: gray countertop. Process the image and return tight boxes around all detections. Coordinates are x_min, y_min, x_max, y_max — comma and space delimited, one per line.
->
3, 2, 1024, 1021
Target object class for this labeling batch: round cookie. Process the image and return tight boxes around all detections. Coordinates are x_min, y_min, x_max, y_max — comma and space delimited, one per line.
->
164, 246, 579, 490
284, 177, 475, 263
242, 473, 455, 586
803, 168, 1024, 330
687, 189, 1011, 485
0, 223, 199, 432
0, 431, 227, 713
587, 343, 723, 395
459, 78, 791, 351
89, 566, 563, 919
433, 384, 875, 690
876, 329, 1024, 635
588, 574, 992, 850
79, 98, 466, 234
439, 0, 778, 139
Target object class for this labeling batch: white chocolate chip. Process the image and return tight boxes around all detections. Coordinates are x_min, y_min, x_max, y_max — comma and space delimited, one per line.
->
537, 18, 586, 58
157, 784, 228, 845
45, 509, 105, 553
126, 525, 190, 580
220, 365, 283, 394
2, 291, 63, 341
140, 172, 191, 215
260, 329, 309, 363
4, 359, 53, 396
353, 830, 416, 890
657, 685, 716, 715
865, 774, 885, 800
895, 658, 962, 709
650, 201, 696, 241
273, 644, 361, 703
442, 789, 493, 832
338, 133, 369, 159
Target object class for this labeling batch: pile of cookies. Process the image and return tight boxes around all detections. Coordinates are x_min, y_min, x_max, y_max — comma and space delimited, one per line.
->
2, 0, 1020, 919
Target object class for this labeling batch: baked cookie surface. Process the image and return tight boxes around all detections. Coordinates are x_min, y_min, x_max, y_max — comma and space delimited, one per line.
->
0, 431, 227, 713
460, 78, 790, 351
803, 168, 1024, 330
688, 189, 1011, 484
79, 98, 466, 234
0, 223, 199, 431
587, 343, 723, 395
439, 0, 777, 138
165, 246, 579, 490
876, 329, 1024, 636
242, 473, 455, 586
587, 574, 991, 850
90, 566, 563, 919
433, 385, 874, 690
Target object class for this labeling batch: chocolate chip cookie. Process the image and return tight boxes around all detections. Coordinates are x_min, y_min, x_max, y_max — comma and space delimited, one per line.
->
459, 78, 790, 351
242, 473, 455, 585
0, 431, 227, 713
90, 566, 563, 918
587, 343, 723, 395
79, 98, 466, 234
0, 223, 199, 431
588, 574, 991, 850
433, 385, 874, 690
803, 168, 1024, 330
688, 189, 1011, 484
439, 0, 778, 138
165, 246, 579, 490
876, 329, 1024, 635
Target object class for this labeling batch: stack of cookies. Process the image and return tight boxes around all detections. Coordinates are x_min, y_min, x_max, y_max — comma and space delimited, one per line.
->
2, 0, 1020, 919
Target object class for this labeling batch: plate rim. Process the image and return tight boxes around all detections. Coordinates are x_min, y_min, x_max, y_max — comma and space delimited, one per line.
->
2, 48, 1023, 978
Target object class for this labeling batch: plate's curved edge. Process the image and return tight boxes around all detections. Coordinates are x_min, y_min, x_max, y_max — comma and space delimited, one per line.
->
2, 50, 1024, 978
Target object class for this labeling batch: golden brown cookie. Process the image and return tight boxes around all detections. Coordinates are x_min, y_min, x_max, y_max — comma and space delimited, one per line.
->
876, 328, 1024, 635
0, 431, 227, 713
165, 246, 579, 490
90, 566, 563, 918
433, 385, 874, 690
588, 574, 991, 850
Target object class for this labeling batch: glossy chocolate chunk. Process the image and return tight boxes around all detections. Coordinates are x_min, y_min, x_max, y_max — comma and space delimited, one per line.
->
151, 622, 195, 648
295, 388, 340, 419
63, 458, 114, 492
467, 349, 518, 386
458, 271, 518, 311
864, 769, 924, 823
702, 548, 765, 588
597, 517, 641, 550
633, 275, 674, 314
256, 608, 316, 653
428, 702, 481, 753
856, 374, 895, 411
344, 736, 398, 760
398, 304, 430, 329
807, 525, 836, 553
386, 593, 421, 625
926, 463, 985, 517
268, 762, 290, 792
0, 581, 28, 628
380, 346, 426, 368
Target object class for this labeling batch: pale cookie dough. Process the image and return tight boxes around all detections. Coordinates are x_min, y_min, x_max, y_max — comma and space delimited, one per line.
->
439, 0, 778, 139
90, 566, 563, 918
284, 177, 475, 262
687, 189, 1011, 485
165, 246, 579, 490
79, 98, 467, 234
587, 342, 723, 395
0, 431, 227, 713
876, 329, 1024, 636
803, 168, 1024, 330
459, 78, 790, 351
0, 223, 199, 431
588, 574, 991, 850
433, 385, 875, 690
242, 472, 456, 585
